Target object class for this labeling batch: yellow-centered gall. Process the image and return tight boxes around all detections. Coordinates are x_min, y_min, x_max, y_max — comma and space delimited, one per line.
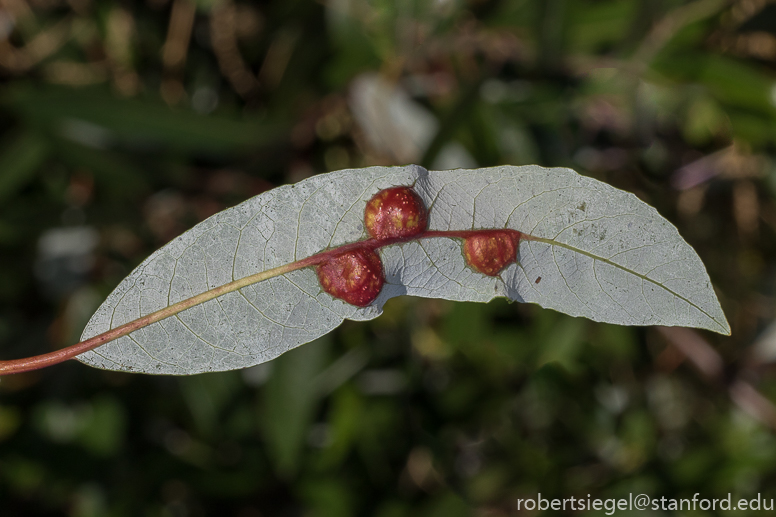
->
317, 248, 385, 307
463, 230, 521, 276
364, 186, 428, 240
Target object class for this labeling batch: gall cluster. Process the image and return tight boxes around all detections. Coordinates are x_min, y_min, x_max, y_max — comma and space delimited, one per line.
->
315, 186, 521, 307
316, 186, 426, 307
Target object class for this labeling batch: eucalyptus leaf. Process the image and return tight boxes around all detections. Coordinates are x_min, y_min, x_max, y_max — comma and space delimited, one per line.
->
78, 164, 729, 375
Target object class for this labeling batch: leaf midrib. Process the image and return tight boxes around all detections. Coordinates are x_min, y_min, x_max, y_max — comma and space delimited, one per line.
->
530, 235, 730, 335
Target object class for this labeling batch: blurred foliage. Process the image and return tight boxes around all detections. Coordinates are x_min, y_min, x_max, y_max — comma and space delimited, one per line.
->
2, 0, 776, 515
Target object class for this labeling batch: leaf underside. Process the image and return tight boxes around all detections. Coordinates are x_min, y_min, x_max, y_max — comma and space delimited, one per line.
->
78, 165, 729, 375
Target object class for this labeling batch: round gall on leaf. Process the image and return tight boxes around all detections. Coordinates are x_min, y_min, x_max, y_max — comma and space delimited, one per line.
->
463, 230, 521, 277
317, 248, 385, 307
364, 186, 428, 240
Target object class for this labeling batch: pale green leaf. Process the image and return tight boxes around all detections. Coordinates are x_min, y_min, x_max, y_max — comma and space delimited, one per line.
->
78, 164, 729, 375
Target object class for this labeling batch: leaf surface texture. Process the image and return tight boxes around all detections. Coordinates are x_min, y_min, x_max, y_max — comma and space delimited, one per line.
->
79, 165, 728, 374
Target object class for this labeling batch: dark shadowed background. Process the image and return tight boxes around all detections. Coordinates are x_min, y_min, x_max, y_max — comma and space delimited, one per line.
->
2, 0, 776, 515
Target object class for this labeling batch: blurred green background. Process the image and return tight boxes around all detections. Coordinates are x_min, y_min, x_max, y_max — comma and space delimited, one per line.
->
2, 0, 776, 515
